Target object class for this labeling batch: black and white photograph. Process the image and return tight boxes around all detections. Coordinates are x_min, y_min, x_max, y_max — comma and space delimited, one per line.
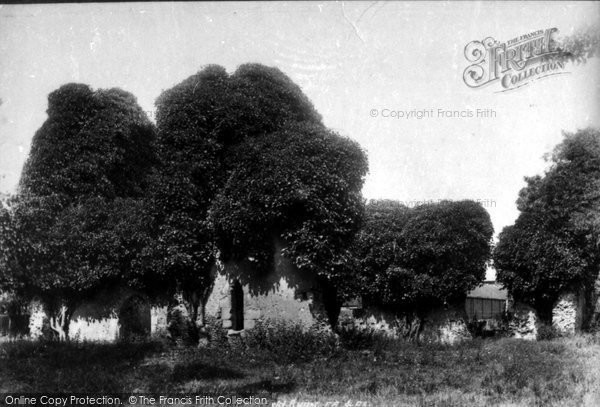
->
0, 1, 599, 406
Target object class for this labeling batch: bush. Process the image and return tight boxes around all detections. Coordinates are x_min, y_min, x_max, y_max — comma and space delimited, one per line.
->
537, 325, 562, 341
167, 304, 196, 345
337, 325, 388, 350
467, 320, 487, 338
243, 319, 338, 362
203, 315, 230, 350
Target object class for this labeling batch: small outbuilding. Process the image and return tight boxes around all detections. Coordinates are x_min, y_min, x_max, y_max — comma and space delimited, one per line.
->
465, 282, 508, 321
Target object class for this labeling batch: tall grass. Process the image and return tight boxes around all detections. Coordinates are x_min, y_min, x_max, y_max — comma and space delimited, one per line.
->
2, 327, 600, 406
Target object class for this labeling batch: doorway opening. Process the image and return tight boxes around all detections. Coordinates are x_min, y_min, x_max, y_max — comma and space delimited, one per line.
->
231, 280, 244, 331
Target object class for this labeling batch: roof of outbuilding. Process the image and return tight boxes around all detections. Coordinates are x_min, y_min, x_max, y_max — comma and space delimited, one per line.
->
467, 282, 508, 300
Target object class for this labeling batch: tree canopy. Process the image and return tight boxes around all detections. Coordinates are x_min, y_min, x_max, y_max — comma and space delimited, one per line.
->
20, 84, 155, 199
210, 122, 367, 284
494, 128, 600, 321
353, 199, 494, 316
1, 64, 369, 335
0, 84, 157, 339
152, 64, 368, 317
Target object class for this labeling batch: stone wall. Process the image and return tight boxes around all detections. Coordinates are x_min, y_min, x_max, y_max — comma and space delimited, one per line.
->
203, 243, 328, 334
338, 303, 471, 344
420, 304, 472, 344
70, 312, 121, 341
338, 306, 401, 337
552, 291, 584, 335
506, 292, 587, 340
27, 288, 168, 342
69, 287, 145, 341
151, 306, 168, 336
508, 302, 540, 340
28, 300, 46, 340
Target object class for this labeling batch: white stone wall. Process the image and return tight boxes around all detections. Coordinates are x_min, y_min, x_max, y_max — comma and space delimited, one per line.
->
338, 307, 404, 337
436, 320, 471, 344
552, 291, 584, 335
204, 271, 324, 333
28, 300, 46, 340
204, 272, 229, 324
509, 302, 539, 340
68, 287, 145, 341
505, 292, 586, 339
339, 304, 471, 344
204, 244, 327, 333
69, 313, 120, 341
420, 304, 472, 344
151, 306, 168, 336
26, 288, 163, 342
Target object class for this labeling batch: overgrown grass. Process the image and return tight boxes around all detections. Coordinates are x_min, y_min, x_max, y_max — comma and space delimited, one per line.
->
241, 319, 339, 363
2, 328, 600, 406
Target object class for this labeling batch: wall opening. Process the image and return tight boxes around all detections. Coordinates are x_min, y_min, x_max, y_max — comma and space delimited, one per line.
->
231, 280, 244, 331
119, 295, 151, 340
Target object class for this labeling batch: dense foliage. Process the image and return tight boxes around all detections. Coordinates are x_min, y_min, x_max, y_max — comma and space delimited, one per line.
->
553, 26, 600, 66
153, 64, 368, 318
138, 67, 231, 315
494, 128, 600, 321
0, 84, 157, 338
353, 199, 494, 316
20, 84, 155, 199
210, 122, 367, 282
1, 64, 369, 335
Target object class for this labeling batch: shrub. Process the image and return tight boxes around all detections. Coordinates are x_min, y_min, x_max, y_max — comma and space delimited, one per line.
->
467, 320, 488, 338
537, 325, 562, 341
167, 304, 196, 345
243, 319, 338, 362
203, 315, 230, 350
337, 325, 388, 350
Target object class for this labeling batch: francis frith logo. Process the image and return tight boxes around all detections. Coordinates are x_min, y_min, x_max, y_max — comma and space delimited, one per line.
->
463, 28, 568, 92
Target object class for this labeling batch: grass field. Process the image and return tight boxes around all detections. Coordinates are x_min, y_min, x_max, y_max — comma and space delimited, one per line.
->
2, 329, 600, 407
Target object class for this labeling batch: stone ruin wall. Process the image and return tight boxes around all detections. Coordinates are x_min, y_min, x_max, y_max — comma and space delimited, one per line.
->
21, 273, 597, 343
339, 290, 586, 342
203, 272, 323, 333
23, 287, 591, 342
338, 303, 472, 344
508, 302, 540, 340
507, 290, 586, 340
203, 243, 330, 334
552, 291, 584, 335
28, 288, 168, 341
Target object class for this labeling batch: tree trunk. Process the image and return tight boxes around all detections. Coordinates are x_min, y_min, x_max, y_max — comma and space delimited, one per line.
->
48, 304, 73, 341
183, 291, 200, 327
404, 313, 423, 342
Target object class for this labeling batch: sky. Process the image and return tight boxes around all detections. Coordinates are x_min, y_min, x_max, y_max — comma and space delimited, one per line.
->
1, 2, 599, 277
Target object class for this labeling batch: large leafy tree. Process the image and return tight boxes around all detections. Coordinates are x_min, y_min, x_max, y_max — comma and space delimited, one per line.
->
0, 84, 157, 339
353, 200, 494, 337
20, 84, 155, 198
142, 66, 232, 323
153, 64, 367, 325
210, 122, 367, 322
494, 128, 600, 323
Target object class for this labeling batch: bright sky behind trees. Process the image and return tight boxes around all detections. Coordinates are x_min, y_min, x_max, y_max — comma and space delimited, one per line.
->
1, 2, 599, 267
